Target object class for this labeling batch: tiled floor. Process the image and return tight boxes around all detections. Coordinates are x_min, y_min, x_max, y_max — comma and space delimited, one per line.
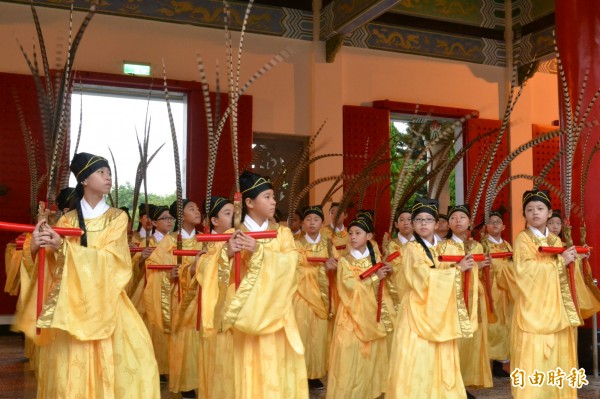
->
1, 333, 600, 398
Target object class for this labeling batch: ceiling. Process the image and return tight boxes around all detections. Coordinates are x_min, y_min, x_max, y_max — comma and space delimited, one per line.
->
2, 0, 556, 66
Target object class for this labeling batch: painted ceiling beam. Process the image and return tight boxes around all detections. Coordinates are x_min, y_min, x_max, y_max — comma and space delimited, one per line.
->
322, 0, 402, 62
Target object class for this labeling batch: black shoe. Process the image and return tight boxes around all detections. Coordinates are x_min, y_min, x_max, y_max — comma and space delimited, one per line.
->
181, 390, 196, 399
492, 360, 511, 378
159, 374, 168, 384
466, 390, 476, 399
308, 378, 324, 390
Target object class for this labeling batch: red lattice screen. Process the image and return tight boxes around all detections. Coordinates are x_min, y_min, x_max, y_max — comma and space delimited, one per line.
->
464, 118, 512, 241
532, 124, 561, 209
342, 105, 391, 241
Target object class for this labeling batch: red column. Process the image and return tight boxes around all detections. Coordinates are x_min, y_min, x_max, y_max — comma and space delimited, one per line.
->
555, 1, 600, 277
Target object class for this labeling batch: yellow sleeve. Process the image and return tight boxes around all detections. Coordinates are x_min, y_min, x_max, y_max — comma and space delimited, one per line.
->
144, 235, 177, 333
37, 211, 133, 340
404, 242, 472, 341
222, 226, 299, 336
512, 231, 580, 333
336, 255, 388, 342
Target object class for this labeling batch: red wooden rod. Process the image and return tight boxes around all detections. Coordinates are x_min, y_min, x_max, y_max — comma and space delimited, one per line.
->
359, 251, 401, 280
173, 249, 202, 256
490, 252, 512, 258
438, 254, 486, 262
147, 265, 176, 270
307, 257, 329, 263
129, 247, 155, 253
538, 246, 591, 254
196, 230, 278, 242
0, 221, 82, 236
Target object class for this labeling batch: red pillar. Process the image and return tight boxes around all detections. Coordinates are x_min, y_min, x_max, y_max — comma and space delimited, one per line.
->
555, 1, 600, 277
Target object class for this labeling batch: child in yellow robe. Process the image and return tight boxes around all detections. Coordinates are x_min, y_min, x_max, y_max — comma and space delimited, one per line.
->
211, 171, 308, 398
547, 209, 600, 320
148, 199, 204, 398
322, 202, 349, 251
198, 196, 235, 398
327, 211, 395, 399
483, 210, 513, 377
144, 204, 175, 378
387, 198, 473, 399
439, 204, 492, 390
16, 152, 159, 398
387, 207, 414, 292
510, 190, 582, 398
293, 205, 334, 391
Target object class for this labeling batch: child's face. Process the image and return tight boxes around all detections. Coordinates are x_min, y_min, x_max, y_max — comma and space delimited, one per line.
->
412, 212, 436, 238
394, 212, 413, 237
290, 213, 301, 232
435, 218, 449, 235
329, 206, 347, 226
547, 216, 562, 236
348, 226, 372, 250
524, 201, 552, 230
152, 210, 174, 234
449, 211, 470, 235
212, 203, 234, 233
183, 201, 202, 226
246, 189, 276, 221
303, 214, 323, 235
486, 215, 505, 236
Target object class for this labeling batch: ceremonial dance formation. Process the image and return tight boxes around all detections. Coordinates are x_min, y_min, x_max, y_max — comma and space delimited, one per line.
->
3, 1, 600, 399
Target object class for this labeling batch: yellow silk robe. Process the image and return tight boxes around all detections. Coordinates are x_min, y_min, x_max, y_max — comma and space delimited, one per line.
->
510, 229, 581, 399
9, 235, 38, 370
148, 233, 202, 394
387, 237, 411, 296
322, 225, 348, 251
560, 241, 600, 320
386, 241, 472, 399
212, 223, 308, 398
485, 238, 514, 361
4, 241, 21, 296
438, 238, 492, 388
16, 208, 160, 398
293, 235, 333, 379
200, 240, 235, 399
326, 251, 396, 399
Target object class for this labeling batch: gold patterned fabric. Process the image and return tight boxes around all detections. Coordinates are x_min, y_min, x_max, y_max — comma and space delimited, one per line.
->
15, 208, 160, 398
148, 233, 203, 393
293, 235, 333, 379
213, 224, 308, 398
144, 235, 177, 375
510, 229, 580, 399
386, 241, 471, 399
438, 238, 492, 388
199, 241, 235, 399
486, 239, 514, 361
326, 251, 395, 399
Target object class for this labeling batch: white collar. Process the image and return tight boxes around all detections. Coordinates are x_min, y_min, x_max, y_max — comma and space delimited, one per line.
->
153, 230, 165, 243
138, 228, 147, 238
80, 197, 109, 219
398, 234, 415, 244
244, 215, 269, 232
451, 233, 463, 243
305, 233, 321, 244
293, 229, 302, 236
487, 235, 503, 244
423, 235, 440, 248
211, 229, 218, 235
330, 224, 345, 233
181, 229, 196, 239
350, 247, 370, 260
529, 226, 548, 238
